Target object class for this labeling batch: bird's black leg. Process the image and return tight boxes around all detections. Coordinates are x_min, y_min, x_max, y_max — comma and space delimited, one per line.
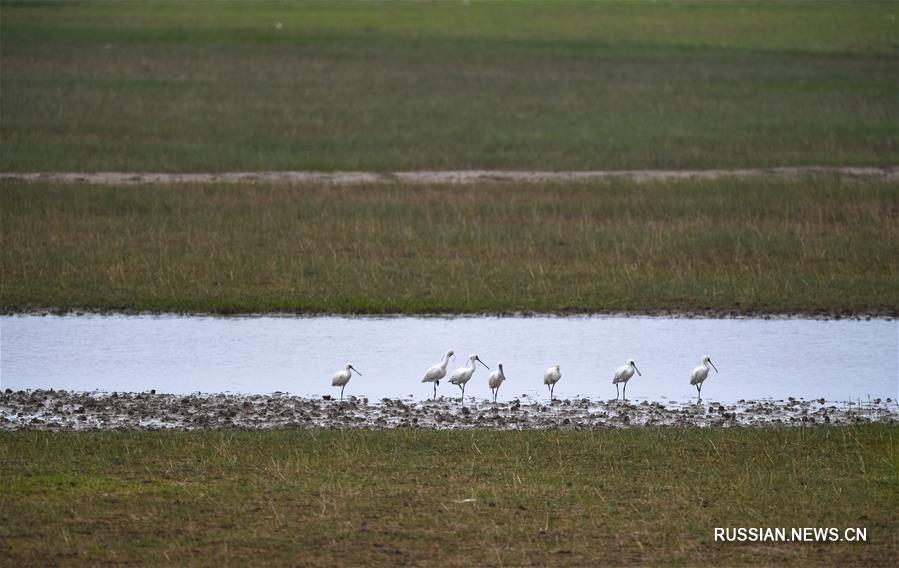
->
615, 383, 619, 400
550, 384, 555, 401
433, 381, 437, 400
698, 383, 702, 403
623, 382, 627, 401
340, 385, 345, 402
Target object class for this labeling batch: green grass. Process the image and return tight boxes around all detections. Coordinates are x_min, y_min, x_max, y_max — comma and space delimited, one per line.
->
0, 427, 896, 566
1, 175, 897, 315
1, 1, 896, 172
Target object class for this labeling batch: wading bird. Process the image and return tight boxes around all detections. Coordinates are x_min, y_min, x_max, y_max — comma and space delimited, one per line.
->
331, 363, 362, 402
448, 354, 489, 400
421, 350, 454, 399
612, 359, 641, 400
543, 365, 561, 400
690, 355, 719, 402
487, 363, 506, 403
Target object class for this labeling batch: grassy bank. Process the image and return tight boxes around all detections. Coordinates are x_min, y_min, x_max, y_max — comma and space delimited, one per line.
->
0, 427, 896, 566
1, 175, 897, 315
1, 1, 895, 171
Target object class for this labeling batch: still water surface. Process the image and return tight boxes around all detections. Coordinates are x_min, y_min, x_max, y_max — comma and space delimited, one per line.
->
1, 315, 896, 404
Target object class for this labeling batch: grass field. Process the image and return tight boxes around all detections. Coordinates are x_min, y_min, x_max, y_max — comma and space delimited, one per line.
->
1, 0, 896, 172
1, 426, 896, 566
2, 175, 897, 315
2, 5, 897, 566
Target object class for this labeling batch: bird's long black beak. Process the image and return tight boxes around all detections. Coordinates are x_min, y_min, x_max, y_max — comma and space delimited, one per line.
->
350, 366, 362, 376
710, 360, 718, 373
633, 363, 642, 376
476, 357, 489, 370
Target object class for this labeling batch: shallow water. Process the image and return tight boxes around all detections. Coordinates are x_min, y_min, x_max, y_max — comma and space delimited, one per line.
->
0, 315, 896, 404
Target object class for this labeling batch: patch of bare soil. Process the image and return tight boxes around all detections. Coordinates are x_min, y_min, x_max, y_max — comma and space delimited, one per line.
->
2, 167, 897, 186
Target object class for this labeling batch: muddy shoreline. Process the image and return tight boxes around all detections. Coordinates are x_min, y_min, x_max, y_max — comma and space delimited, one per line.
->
3, 307, 895, 320
2, 390, 896, 431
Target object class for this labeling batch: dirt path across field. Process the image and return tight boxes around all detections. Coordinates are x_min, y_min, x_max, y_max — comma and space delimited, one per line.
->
2, 166, 897, 186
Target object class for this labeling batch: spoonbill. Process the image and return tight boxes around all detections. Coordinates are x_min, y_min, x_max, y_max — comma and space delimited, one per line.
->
487, 363, 506, 403
448, 354, 489, 400
331, 363, 361, 402
421, 350, 454, 399
543, 365, 561, 400
612, 359, 641, 400
690, 355, 719, 402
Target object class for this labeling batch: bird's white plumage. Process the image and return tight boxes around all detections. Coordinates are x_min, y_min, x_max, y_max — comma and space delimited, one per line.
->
488, 365, 506, 389
543, 365, 562, 400
612, 359, 641, 400
422, 350, 453, 383
447, 368, 472, 385
331, 363, 360, 401
447, 353, 488, 400
488, 363, 506, 402
331, 368, 352, 387
612, 359, 640, 384
689, 355, 718, 396
690, 365, 709, 385
612, 365, 634, 384
448, 353, 487, 386
543, 365, 561, 386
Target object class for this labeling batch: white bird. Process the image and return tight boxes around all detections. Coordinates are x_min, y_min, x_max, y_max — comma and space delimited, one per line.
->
543, 365, 561, 400
448, 353, 489, 400
612, 359, 641, 400
487, 363, 506, 403
690, 355, 719, 402
331, 363, 362, 402
421, 350, 453, 399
